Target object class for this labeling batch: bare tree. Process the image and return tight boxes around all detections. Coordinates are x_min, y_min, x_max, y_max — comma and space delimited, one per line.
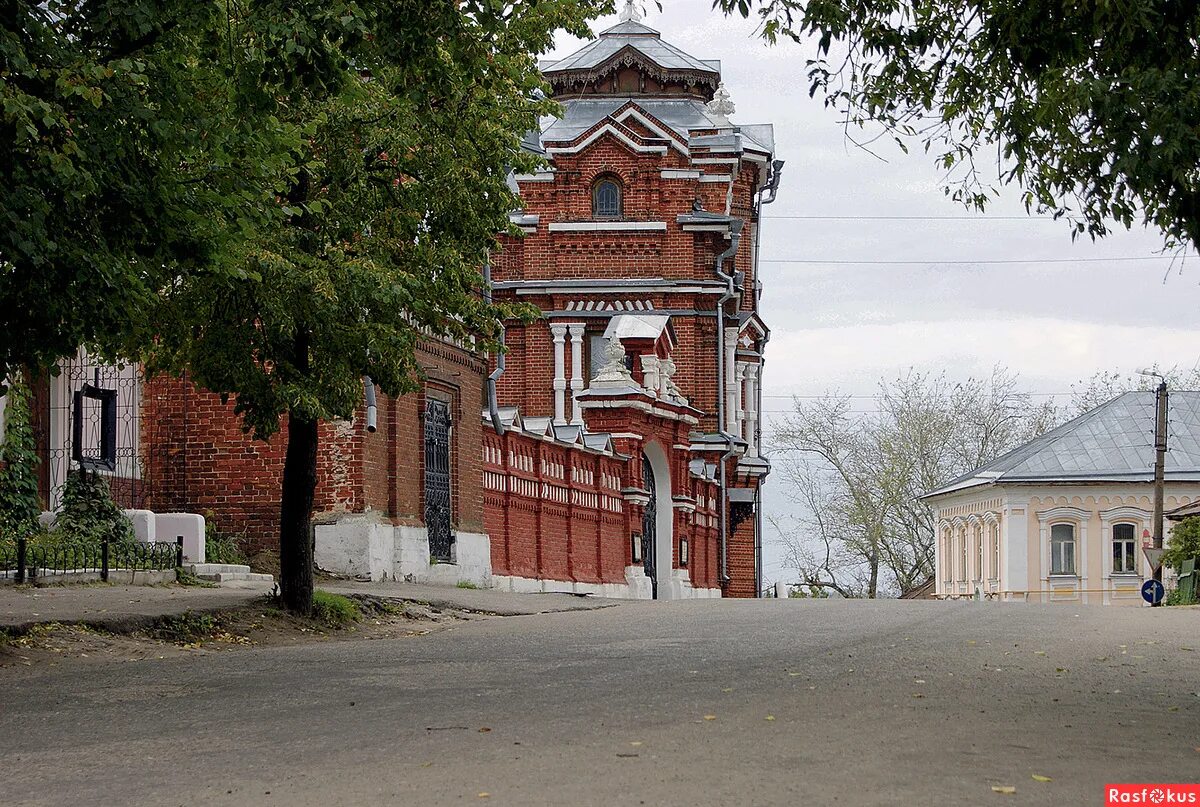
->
770, 367, 1056, 598
1070, 364, 1200, 416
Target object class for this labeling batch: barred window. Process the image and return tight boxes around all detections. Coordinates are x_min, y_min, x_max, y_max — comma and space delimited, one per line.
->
592, 178, 622, 218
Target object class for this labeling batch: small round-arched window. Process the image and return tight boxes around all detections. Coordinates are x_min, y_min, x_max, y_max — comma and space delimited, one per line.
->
592, 177, 622, 219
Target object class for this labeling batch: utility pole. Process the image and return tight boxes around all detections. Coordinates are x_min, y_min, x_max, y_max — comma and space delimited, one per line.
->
1152, 379, 1169, 584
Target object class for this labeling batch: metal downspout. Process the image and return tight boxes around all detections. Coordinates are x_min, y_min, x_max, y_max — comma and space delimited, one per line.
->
484, 256, 506, 436
715, 220, 743, 588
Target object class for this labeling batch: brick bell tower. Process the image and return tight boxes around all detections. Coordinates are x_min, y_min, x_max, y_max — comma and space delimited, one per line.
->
489, 1, 783, 598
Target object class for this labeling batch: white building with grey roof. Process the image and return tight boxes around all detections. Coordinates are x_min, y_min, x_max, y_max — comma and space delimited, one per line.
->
922, 391, 1200, 604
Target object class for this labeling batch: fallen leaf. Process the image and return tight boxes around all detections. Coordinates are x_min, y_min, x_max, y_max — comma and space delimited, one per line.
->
991, 785, 1016, 795
967, 640, 977, 646
1032, 774, 1052, 783
478, 727, 492, 733
1168, 706, 1180, 712
630, 741, 643, 747
912, 693, 925, 699
765, 715, 776, 721
1034, 651, 1047, 656
703, 715, 717, 721
478, 793, 490, 799
721, 687, 733, 692
914, 679, 926, 684
788, 672, 802, 677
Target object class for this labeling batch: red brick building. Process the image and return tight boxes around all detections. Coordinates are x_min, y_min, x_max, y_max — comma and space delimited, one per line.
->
483, 8, 782, 598
15, 9, 780, 598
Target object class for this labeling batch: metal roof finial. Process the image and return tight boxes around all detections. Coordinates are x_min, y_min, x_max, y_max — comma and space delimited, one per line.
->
619, 0, 643, 23
706, 80, 736, 124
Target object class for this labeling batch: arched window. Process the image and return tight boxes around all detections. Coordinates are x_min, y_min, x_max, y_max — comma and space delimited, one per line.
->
942, 530, 953, 583
989, 522, 1000, 579
1050, 523, 1077, 576
1112, 522, 1137, 574
959, 529, 967, 581
592, 177, 622, 218
974, 525, 984, 582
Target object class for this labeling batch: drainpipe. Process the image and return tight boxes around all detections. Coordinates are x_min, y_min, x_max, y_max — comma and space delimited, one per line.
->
714, 219, 743, 587
363, 376, 378, 433
483, 255, 506, 435
751, 159, 782, 596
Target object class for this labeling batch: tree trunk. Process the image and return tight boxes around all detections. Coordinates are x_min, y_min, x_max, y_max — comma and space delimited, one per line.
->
868, 548, 879, 599
279, 411, 318, 614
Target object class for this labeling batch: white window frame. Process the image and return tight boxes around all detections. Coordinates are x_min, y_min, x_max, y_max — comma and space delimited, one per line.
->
1099, 506, 1149, 580
988, 521, 1000, 580
1050, 522, 1077, 576
1036, 506, 1090, 584
1111, 522, 1138, 575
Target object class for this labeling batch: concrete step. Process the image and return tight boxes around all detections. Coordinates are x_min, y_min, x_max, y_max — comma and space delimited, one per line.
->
185, 563, 274, 585
205, 571, 275, 584
186, 563, 252, 576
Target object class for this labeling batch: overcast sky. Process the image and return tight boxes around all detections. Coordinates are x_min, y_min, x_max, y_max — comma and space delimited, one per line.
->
551, 2, 1200, 588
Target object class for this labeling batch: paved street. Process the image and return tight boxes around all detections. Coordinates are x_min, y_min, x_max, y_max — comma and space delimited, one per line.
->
1, 599, 1197, 806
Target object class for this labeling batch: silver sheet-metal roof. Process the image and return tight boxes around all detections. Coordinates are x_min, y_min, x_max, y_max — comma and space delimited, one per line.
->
925, 390, 1200, 498
541, 97, 716, 142
542, 21, 718, 76
539, 98, 774, 160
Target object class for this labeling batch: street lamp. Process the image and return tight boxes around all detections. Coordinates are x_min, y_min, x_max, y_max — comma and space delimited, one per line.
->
1137, 369, 1169, 591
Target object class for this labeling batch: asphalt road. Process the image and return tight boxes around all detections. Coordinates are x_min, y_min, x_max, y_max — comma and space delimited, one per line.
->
2, 599, 1197, 806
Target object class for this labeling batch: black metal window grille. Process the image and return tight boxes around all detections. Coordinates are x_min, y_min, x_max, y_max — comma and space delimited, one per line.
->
592, 179, 622, 218
424, 398, 454, 562
37, 355, 148, 510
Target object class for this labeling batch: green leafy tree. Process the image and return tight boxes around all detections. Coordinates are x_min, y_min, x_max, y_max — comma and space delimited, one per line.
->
0, 1, 295, 377
147, 0, 608, 614
0, 375, 42, 542
1163, 516, 1200, 572
717, 0, 1200, 250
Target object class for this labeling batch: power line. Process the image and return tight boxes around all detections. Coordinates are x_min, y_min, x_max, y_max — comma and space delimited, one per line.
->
759, 255, 1176, 266
760, 392, 1073, 399
762, 214, 1058, 221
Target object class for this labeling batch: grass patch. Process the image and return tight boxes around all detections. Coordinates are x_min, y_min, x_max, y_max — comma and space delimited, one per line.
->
312, 590, 361, 626
147, 612, 221, 644
455, 580, 480, 590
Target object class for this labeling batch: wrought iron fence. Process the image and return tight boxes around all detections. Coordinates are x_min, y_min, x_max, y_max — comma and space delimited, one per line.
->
0, 538, 183, 583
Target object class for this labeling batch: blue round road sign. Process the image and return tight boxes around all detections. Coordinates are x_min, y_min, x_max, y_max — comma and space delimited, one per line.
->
1141, 579, 1165, 605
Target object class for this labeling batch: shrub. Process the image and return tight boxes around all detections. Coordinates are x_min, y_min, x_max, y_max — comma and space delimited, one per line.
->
53, 469, 134, 546
0, 376, 43, 543
205, 528, 247, 566
1163, 516, 1200, 572
312, 590, 360, 626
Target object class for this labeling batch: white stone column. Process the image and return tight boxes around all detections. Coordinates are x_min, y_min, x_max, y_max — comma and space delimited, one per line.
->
744, 363, 759, 456
734, 362, 748, 441
724, 327, 739, 435
551, 323, 567, 425
568, 323, 585, 425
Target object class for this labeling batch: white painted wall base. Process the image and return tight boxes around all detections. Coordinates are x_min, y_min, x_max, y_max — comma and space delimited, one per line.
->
314, 515, 492, 588
39, 509, 206, 563
492, 568, 721, 600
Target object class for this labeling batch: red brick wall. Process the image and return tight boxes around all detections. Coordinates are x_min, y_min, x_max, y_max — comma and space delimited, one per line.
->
142, 339, 486, 552
483, 427, 629, 585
